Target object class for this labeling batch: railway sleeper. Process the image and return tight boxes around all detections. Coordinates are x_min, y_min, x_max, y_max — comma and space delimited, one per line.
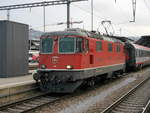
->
15, 105, 31, 110
0, 111, 9, 113
113, 107, 142, 113
33, 99, 50, 103
121, 103, 144, 107
123, 100, 146, 104
40, 97, 54, 101
117, 104, 144, 110
28, 101, 42, 105
23, 103, 37, 107
7, 108, 23, 113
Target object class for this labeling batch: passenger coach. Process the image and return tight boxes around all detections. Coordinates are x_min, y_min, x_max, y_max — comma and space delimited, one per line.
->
125, 42, 150, 70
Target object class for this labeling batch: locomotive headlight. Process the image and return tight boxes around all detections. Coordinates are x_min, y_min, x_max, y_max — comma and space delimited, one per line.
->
66, 65, 73, 69
41, 64, 46, 69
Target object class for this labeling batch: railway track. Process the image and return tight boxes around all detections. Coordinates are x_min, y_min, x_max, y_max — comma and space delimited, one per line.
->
101, 76, 150, 113
0, 92, 60, 113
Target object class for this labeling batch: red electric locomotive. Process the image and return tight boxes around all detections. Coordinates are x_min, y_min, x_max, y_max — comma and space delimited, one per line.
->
33, 28, 126, 93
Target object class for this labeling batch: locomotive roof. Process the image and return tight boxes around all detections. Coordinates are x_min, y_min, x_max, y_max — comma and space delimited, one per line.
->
42, 31, 88, 37
42, 28, 124, 43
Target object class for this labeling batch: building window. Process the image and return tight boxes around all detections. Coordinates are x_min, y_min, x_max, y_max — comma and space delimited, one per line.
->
96, 41, 102, 51
108, 43, 113, 52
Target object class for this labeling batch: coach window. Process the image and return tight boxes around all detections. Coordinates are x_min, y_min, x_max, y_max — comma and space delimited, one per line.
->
116, 45, 121, 52
96, 41, 102, 51
108, 43, 113, 52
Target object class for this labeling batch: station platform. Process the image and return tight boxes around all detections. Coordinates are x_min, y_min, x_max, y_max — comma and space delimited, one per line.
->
0, 73, 37, 105
0, 73, 35, 89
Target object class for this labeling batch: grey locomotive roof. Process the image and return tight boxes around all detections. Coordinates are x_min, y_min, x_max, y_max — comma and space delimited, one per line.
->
42, 31, 88, 37
41, 28, 124, 43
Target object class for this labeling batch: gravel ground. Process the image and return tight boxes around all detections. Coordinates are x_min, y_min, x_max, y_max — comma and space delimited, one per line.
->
32, 67, 150, 113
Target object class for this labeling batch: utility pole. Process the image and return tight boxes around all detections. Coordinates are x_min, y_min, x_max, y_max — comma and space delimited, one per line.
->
91, 0, 93, 31
130, 0, 136, 22
67, 0, 70, 28
115, 0, 136, 22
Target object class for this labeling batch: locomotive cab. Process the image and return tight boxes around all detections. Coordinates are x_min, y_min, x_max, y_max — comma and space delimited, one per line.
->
39, 36, 86, 70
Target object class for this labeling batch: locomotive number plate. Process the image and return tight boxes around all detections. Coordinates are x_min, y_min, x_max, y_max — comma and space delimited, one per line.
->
51, 56, 59, 64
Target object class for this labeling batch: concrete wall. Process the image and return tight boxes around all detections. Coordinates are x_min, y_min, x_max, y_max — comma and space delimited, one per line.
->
0, 20, 29, 77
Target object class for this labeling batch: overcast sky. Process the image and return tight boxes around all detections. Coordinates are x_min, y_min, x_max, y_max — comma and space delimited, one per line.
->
0, 0, 150, 37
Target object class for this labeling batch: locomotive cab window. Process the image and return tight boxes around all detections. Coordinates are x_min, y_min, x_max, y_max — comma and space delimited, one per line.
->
59, 37, 83, 53
40, 38, 53, 53
96, 41, 102, 51
108, 43, 113, 52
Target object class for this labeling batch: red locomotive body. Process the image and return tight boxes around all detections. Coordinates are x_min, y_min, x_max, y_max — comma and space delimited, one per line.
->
34, 29, 126, 92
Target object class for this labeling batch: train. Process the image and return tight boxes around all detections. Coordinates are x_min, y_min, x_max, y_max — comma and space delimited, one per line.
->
33, 28, 150, 93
